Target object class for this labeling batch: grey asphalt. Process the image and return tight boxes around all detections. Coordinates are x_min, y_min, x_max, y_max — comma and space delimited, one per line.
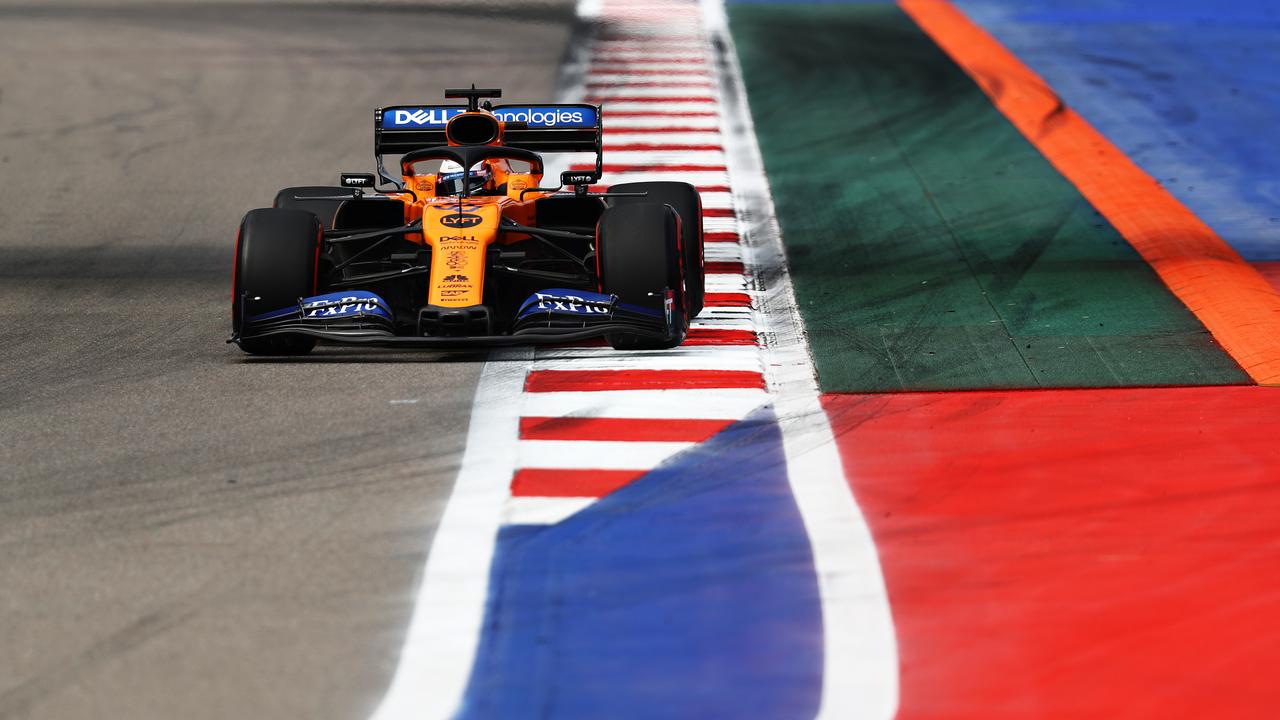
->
0, 2, 573, 717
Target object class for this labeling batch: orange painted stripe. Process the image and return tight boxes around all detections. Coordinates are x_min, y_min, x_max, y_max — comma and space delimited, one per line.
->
899, 0, 1280, 385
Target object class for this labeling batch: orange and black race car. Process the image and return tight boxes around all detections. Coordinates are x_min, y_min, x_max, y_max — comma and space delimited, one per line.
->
229, 86, 704, 355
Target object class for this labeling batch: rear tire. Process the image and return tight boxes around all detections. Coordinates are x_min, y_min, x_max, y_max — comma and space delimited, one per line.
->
273, 186, 356, 230
596, 202, 688, 350
608, 181, 705, 317
232, 208, 321, 356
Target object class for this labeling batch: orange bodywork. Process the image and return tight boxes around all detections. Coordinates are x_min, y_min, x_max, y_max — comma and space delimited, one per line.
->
391, 111, 552, 308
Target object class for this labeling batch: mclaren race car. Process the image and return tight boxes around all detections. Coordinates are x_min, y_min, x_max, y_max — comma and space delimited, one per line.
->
230, 86, 705, 354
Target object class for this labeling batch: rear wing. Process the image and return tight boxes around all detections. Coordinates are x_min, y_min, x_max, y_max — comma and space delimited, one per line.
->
373, 103, 602, 183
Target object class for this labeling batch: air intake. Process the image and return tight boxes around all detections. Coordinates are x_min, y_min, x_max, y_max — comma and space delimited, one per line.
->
446, 113, 501, 146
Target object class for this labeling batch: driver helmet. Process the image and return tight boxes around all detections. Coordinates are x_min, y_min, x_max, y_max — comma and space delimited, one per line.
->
437, 160, 492, 196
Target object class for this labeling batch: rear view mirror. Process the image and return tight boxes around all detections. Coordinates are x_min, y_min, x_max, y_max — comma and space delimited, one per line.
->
340, 173, 377, 189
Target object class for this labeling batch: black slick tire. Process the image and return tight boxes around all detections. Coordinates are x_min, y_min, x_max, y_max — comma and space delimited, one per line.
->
273, 186, 356, 230
596, 202, 688, 350
232, 208, 321, 356
607, 181, 705, 317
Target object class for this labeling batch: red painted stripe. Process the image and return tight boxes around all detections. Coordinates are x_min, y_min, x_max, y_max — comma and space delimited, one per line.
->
704, 292, 752, 307
591, 96, 716, 104
705, 260, 745, 274
587, 184, 731, 195
574, 163, 728, 173
684, 328, 757, 346
587, 81, 713, 89
510, 468, 643, 498
702, 207, 735, 217
605, 143, 724, 152
824, 386, 1280, 718
603, 126, 721, 134
705, 231, 740, 242
520, 416, 732, 442
590, 68, 713, 77
604, 110, 719, 118
525, 369, 764, 392
597, 34, 704, 42
590, 62, 709, 72
552, 327, 757, 348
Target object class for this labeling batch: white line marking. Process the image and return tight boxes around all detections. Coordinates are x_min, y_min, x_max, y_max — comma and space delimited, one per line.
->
504, 496, 596, 525
369, 350, 531, 720
702, 0, 900, 716
519, 439, 694, 469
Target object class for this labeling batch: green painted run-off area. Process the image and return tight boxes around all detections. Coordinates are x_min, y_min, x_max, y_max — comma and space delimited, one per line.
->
729, 4, 1248, 392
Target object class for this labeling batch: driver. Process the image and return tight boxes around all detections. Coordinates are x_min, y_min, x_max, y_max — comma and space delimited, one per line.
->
437, 160, 495, 196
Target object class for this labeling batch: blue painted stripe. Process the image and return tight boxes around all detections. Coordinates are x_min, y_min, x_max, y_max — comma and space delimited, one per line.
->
456, 406, 823, 720
954, 0, 1280, 259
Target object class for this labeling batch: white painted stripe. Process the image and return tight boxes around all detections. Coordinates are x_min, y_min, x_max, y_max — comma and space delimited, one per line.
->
589, 85, 717, 99
604, 116, 721, 129
598, 171, 729, 185
696, 190, 735, 207
370, 349, 530, 720
704, 0, 899, 716
602, 131, 725, 146
704, 216, 740, 232
597, 101, 717, 114
519, 439, 693, 469
603, 149, 726, 164
705, 244, 743, 260
591, 63, 715, 74
696, 307, 753, 320
590, 52, 706, 62
589, 76, 714, 87
534, 344, 758, 360
705, 274, 748, 292
504, 497, 595, 525
532, 347, 762, 371
521, 388, 768, 420
690, 317, 756, 331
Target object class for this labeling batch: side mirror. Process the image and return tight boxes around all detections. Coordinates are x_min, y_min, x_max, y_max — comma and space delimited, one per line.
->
340, 173, 377, 190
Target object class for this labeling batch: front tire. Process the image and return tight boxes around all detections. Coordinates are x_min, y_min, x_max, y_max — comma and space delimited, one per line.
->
232, 208, 322, 356
273, 186, 356, 230
607, 181, 705, 317
596, 202, 688, 350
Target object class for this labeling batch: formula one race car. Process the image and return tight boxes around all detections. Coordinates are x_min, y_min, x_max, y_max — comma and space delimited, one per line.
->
230, 86, 704, 355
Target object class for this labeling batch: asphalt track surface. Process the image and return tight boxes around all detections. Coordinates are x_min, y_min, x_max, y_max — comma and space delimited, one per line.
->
0, 2, 573, 717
